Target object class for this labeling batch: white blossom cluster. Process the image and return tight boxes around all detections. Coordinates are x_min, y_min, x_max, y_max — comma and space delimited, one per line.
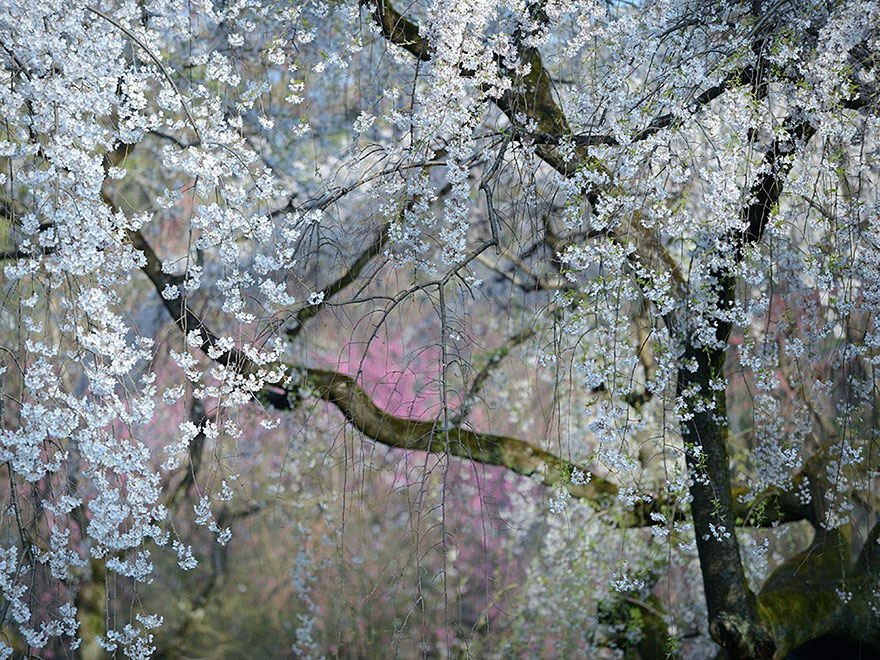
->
0, 0, 877, 654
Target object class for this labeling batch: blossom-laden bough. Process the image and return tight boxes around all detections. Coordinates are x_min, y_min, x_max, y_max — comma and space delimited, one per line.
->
0, 0, 879, 657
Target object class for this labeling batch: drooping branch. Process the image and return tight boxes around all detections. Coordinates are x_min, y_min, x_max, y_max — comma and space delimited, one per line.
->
151, 502, 264, 659
285, 222, 389, 340
450, 325, 537, 425
283, 159, 456, 340
126, 228, 613, 499
128, 223, 623, 508
302, 366, 618, 498
367, 0, 688, 301
513, 65, 760, 149
475, 249, 566, 292
492, 50, 689, 298
165, 398, 209, 513
289, 360, 806, 527
128, 222, 808, 530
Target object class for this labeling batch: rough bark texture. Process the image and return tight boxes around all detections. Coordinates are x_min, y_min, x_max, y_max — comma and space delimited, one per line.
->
677, 340, 774, 658
674, 263, 775, 658
305, 367, 618, 501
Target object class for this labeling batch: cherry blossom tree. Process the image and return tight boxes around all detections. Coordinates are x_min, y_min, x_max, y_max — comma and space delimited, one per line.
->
0, 0, 879, 657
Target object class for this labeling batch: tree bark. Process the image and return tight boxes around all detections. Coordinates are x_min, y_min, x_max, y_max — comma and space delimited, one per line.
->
677, 279, 774, 658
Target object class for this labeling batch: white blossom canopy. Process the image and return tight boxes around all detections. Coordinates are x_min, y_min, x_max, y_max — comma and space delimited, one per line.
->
0, 0, 878, 657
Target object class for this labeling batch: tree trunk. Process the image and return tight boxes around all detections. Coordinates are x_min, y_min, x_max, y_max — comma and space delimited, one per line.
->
677, 293, 774, 657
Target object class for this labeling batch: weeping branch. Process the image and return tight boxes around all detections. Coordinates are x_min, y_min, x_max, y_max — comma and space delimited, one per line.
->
450, 325, 537, 425
364, 2, 821, 654
367, 0, 688, 301
285, 222, 390, 340
129, 221, 807, 529
302, 366, 615, 497
513, 65, 759, 149
128, 229, 244, 369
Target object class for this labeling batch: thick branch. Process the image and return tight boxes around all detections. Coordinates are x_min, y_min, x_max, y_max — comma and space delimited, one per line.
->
368, 0, 430, 61
128, 229, 245, 369
517, 65, 758, 149
368, 0, 688, 300
303, 366, 621, 501
129, 225, 806, 529
299, 365, 806, 528
738, 119, 816, 255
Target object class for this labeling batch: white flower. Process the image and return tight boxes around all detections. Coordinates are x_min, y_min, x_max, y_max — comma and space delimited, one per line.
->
353, 111, 375, 133
161, 284, 180, 300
